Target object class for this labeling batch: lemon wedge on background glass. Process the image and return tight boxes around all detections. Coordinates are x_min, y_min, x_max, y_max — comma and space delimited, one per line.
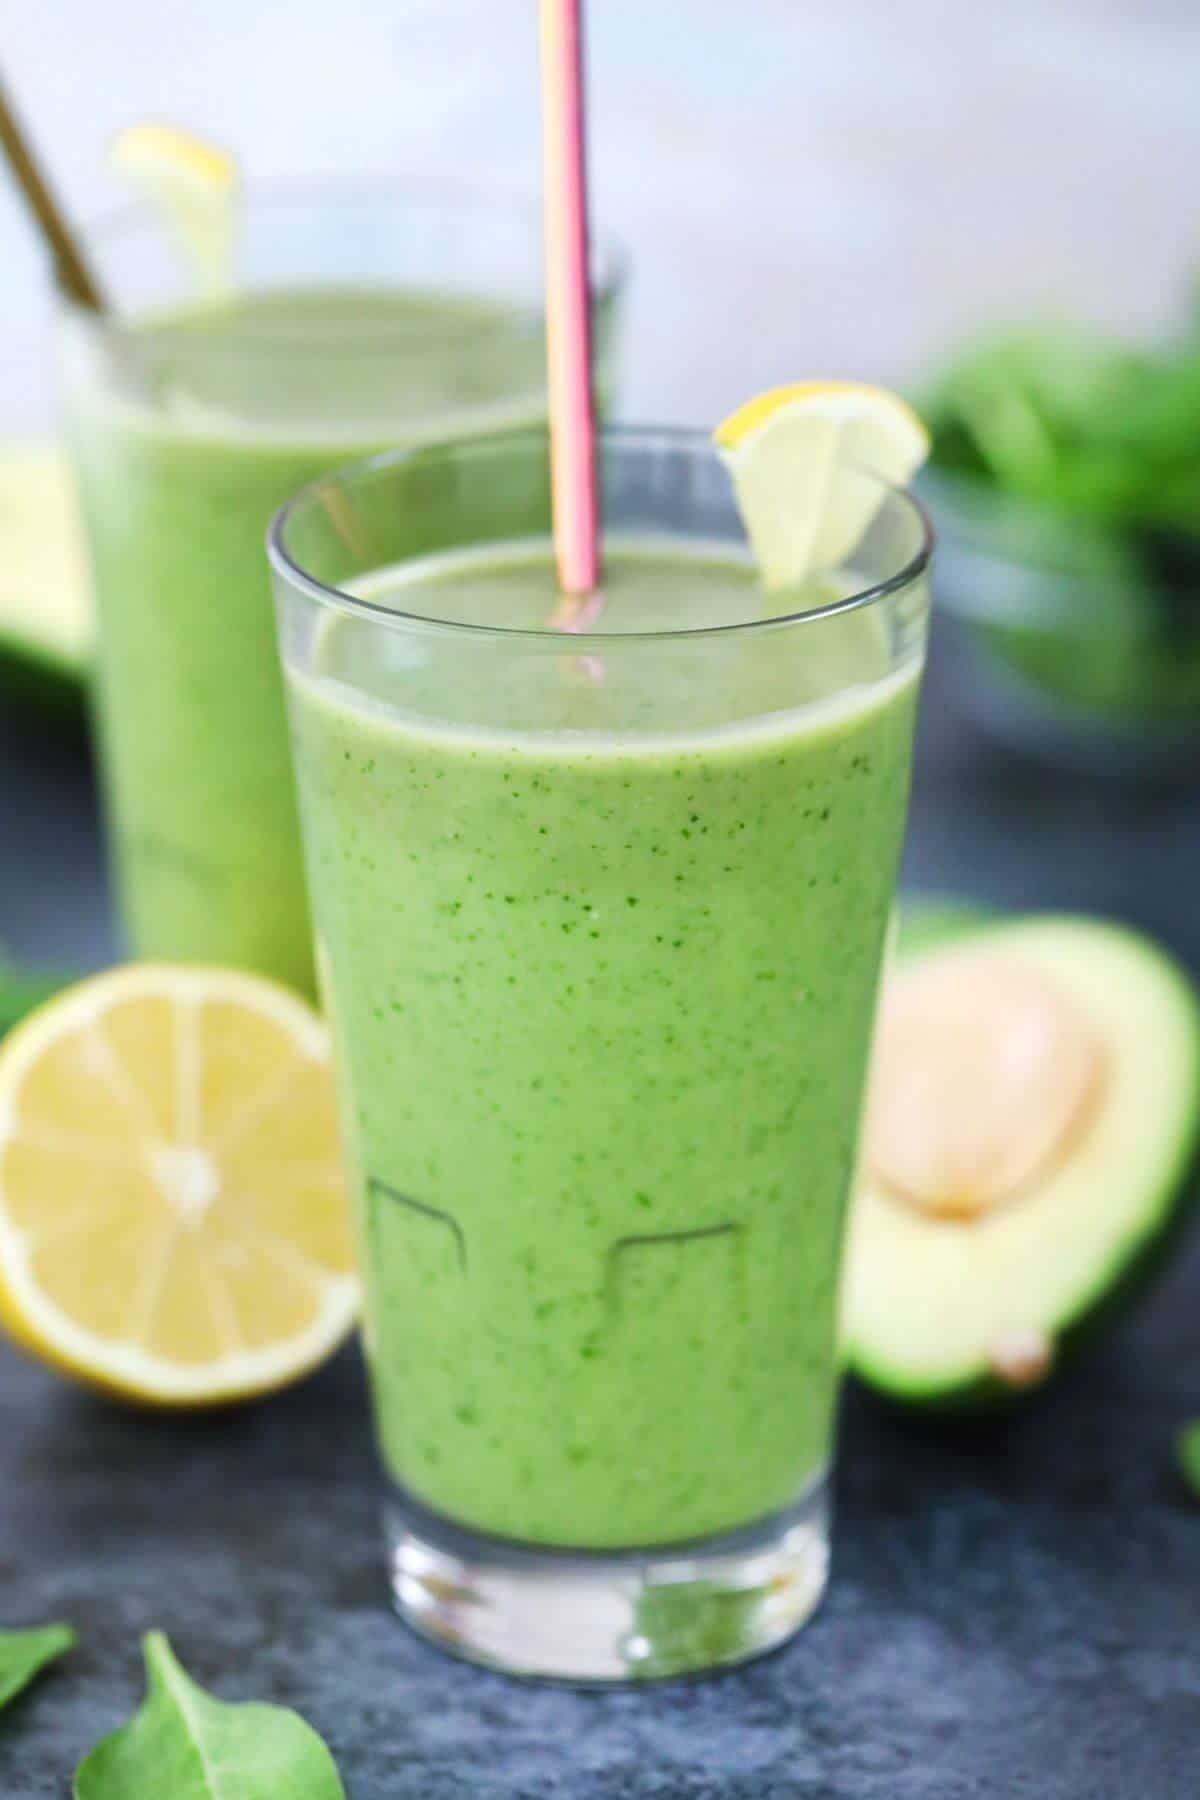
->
0, 966, 357, 1406
715, 382, 930, 590
109, 122, 240, 299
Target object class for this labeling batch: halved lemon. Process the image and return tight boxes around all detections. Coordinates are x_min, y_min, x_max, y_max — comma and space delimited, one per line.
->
715, 382, 930, 590
109, 122, 239, 299
0, 965, 357, 1406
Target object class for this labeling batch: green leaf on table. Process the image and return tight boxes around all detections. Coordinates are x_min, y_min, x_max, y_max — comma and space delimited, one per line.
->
1176, 1419, 1200, 1499
0, 1622, 76, 1712
0, 960, 70, 1037
74, 1632, 345, 1800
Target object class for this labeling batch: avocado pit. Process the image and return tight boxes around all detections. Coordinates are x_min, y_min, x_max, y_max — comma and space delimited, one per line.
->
865, 951, 1105, 1221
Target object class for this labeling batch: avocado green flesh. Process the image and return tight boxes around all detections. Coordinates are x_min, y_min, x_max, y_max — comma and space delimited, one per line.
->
0, 584, 91, 684
894, 895, 992, 958
845, 912, 1200, 1407
0, 443, 93, 708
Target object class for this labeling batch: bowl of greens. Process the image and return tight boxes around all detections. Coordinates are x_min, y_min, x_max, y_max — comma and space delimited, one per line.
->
919, 317, 1200, 771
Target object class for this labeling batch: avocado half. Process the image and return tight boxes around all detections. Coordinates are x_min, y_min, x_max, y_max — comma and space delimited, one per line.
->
0, 441, 92, 713
844, 908, 1200, 1408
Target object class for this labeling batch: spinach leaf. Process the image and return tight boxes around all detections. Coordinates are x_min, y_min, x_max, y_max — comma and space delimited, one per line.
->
920, 320, 1200, 538
0, 1622, 76, 1712
1177, 1419, 1200, 1499
0, 960, 72, 1037
74, 1633, 345, 1799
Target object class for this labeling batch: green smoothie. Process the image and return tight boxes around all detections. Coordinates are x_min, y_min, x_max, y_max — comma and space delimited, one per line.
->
61, 286, 547, 995
286, 539, 921, 1548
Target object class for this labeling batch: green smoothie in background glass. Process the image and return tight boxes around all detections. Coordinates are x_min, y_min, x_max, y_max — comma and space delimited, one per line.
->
56, 187, 624, 994
270, 426, 931, 1679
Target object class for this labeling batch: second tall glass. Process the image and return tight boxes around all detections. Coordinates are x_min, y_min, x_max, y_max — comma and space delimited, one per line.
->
57, 183, 624, 995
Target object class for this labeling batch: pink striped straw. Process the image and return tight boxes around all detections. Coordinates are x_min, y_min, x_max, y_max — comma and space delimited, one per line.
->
540, 0, 601, 604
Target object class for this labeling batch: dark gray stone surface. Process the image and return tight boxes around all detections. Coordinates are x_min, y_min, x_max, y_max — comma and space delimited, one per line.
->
0, 641, 1198, 1797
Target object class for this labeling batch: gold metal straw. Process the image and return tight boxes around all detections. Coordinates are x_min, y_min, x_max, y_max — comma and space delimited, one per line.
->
0, 73, 106, 312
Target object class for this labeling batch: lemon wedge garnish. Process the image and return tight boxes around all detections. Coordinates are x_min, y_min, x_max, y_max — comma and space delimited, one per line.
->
109, 123, 240, 300
715, 381, 930, 590
0, 442, 92, 673
0, 965, 358, 1406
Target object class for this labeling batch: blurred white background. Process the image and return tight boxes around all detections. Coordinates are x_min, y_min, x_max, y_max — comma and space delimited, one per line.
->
2, 0, 1198, 428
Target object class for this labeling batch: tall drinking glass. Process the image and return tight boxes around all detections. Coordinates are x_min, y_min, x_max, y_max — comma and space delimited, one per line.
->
56, 184, 625, 995
270, 428, 932, 1679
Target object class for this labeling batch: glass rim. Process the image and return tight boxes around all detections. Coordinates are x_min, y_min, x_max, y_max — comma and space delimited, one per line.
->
57, 174, 630, 354
267, 424, 935, 645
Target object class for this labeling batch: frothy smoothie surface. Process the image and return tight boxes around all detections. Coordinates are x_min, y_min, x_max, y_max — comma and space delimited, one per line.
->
287, 541, 921, 1547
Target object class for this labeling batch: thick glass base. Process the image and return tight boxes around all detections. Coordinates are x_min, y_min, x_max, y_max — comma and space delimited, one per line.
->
385, 1475, 830, 1682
